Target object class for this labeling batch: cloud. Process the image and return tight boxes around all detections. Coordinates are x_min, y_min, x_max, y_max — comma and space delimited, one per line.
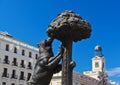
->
118, 75, 120, 77
107, 67, 120, 77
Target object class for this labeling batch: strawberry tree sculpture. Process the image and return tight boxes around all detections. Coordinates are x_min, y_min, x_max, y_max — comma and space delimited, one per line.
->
47, 10, 92, 85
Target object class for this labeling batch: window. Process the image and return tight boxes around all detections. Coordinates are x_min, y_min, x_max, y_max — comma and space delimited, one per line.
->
5, 44, 9, 51
14, 47, 17, 53
2, 82, 6, 85
95, 62, 99, 67
11, 70, 17, 79
27, 62, 32, 69
3, 55, 9, 64
20, 60, 25, 68
29, 52, 32, 58
27, 73, 31, 81
35, 54, 38, 59
12, 58, 18, 66
19, 71, 24, 80
11, 83, 15, 85
2, 68, 9, 78
22, 49, 25, 56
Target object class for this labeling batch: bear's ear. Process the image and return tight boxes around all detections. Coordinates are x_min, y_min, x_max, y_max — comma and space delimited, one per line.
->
37, 40, 46, 47
46, 37, 54, 43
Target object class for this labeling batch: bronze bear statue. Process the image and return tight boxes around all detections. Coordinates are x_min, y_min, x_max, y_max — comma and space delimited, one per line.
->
27, 37, 64, 85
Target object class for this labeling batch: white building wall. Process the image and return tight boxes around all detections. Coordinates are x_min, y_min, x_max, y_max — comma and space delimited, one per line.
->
0, 32, 39, 85
51, 71, 62, 85
52, 71, 115, 85
51, 71, 101, 85
92, 56, 105, 72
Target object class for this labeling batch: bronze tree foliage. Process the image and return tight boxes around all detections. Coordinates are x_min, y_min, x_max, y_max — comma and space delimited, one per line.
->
47, 10, 92, 42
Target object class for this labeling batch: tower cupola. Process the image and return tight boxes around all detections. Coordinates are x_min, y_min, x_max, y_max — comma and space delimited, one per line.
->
94, 45, 103, 57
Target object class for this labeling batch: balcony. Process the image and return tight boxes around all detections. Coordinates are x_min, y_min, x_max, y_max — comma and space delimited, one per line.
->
19, 76, 25, 80
3, 59, 10, 64
27, 65, 32, 70
20, 64, 25, 68
11, 74, 18, 79
12, 62, 18, 66
2, 73, 9, 78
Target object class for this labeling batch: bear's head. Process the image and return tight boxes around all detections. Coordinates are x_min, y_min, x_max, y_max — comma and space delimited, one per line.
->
38, 37, 54, 58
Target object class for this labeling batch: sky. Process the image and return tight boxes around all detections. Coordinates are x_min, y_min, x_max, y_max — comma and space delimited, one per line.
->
0, 0, 120, 83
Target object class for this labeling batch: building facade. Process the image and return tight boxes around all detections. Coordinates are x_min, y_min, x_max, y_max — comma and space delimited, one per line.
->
0, 32, 39, 85
0, 32, 117, 85
51, 45, 116, 85
51, 71, 101, 85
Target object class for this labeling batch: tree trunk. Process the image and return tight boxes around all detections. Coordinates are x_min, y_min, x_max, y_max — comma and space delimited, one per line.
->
62, 40, 73, 85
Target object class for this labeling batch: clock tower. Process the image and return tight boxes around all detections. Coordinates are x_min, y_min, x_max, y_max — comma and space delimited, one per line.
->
84, 45, 108, 82
92, 45, 105, 73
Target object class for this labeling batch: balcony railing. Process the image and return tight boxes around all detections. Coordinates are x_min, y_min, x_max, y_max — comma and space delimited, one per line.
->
3, 59, 10, 64
27, 76, 31, 81
19, 76, 26, 80
2, 73, 9, 78
11, 62, 18, 66
27, 65, 32, 70
11, 74, 18, 79
20, 64, 25, 68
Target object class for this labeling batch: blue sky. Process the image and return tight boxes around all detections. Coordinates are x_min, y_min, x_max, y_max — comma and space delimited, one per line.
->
0, 0, 120, 83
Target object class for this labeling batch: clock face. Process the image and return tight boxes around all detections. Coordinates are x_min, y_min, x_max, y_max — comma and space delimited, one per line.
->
95, 62, 99, 68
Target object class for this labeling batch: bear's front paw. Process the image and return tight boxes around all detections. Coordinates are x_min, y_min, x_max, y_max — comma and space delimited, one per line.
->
70, 61, 76, 69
